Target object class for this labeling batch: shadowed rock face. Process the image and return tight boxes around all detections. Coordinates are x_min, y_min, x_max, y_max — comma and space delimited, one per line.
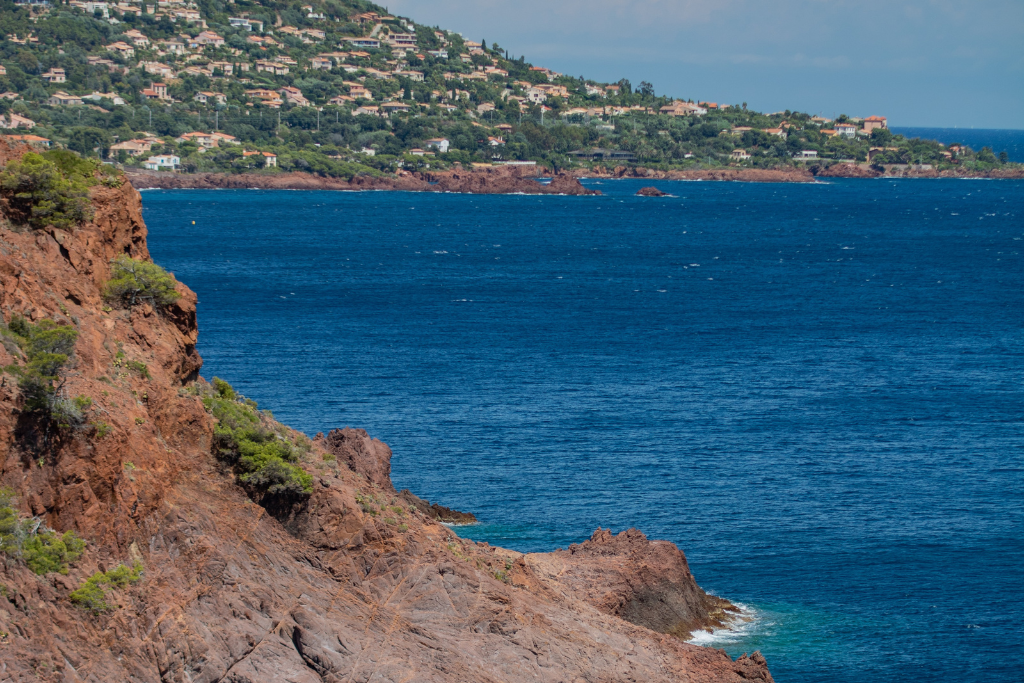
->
0, 140, 772, 683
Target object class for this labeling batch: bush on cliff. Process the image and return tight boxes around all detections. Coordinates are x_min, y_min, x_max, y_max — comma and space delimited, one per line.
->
0, 152, 94, 231
70, 561, 143, 615
199, 378, 313, 498
102, 256, 181, 309
0, 487, 86, 575
2, 316, 81, 424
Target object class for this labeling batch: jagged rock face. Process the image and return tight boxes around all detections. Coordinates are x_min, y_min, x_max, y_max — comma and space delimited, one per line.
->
526, 528, 740, 638
0, 146, 772, 682
315, 427, 393, 491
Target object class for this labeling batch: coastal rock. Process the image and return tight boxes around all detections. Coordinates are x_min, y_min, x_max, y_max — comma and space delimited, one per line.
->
527, 528, 741, 637
637, 186, 669, 196
0, 146, 771, 682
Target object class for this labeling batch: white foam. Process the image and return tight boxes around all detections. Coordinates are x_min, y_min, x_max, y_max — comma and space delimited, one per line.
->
687, 602, 765, 647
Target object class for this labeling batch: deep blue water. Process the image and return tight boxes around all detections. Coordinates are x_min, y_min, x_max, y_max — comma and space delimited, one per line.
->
892, 127, 1024, 162
142, 179, 1024, 683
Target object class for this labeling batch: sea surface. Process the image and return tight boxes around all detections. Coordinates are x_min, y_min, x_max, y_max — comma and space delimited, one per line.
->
142, 179, 1024, 683
891, 127, 1024, 162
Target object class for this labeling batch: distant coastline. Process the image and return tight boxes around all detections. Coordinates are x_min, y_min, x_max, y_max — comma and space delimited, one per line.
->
891, 128, 1024, 163
124, 162, 1024, 194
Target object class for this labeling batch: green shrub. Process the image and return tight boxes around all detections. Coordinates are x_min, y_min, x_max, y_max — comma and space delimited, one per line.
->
127, 361, 150, 379
2, 316, 79, 420
102, 256, 181, 309
69, 561, 143, 615
0, 487, 85, 575
0, 152, 94, 230
199, 378, 312, 498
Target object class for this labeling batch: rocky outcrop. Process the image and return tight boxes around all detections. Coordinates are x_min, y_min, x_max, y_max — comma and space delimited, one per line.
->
315, 427, 394, 491
0, 148, 771, 682
526, 528, 741, 638
637, 186, 669, 196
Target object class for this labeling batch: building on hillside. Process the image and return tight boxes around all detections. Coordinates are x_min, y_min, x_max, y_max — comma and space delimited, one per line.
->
380, 101, 411, 114
764, 128, 787, 139
143, 154, 180, 170
660, 101, 707, 117
345, 38, 381, 49
124, 29, 149, 46
110, 139, 155, 156
141, 82, 168, 100
140, 62, 175, 78
82, 91, 125, 105
176, 132, 218, 149
835, 123, 857, 138
195, 31, 224, 47
255, 60, 289, 75
194, 91, 226, 104
793, 150, 818, 160
387, 33, 417, 48
278, 86, 310, 106
42, 68, 65, 83
242, 150, 276, 167
106, 41, 135, 58
810, 116, 832, 125
424, 138, 450, 153
4, 135, 50, 148
862, 116, 888, 132
731, 149, 751, 160
47, 91, 83, 106
0, 113, 35, 129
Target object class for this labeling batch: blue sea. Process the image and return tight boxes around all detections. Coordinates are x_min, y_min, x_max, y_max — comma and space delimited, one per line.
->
892, 127, 1024, 162
142, 179, 1024, 683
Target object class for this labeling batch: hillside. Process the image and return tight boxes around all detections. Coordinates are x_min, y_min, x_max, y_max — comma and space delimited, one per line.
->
0, 0, 1017, 179
0, 139, 777, 680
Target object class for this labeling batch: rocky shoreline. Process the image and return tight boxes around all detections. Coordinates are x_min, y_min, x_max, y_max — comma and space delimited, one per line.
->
124, 162, 1024, 196
125, 165, 601, 195
0, 141, 772, 682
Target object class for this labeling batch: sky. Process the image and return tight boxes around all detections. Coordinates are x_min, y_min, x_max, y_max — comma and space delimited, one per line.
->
385, 0, 1024, 129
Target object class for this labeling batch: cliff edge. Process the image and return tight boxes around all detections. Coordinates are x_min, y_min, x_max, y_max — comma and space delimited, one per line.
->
0, 141, 770, 682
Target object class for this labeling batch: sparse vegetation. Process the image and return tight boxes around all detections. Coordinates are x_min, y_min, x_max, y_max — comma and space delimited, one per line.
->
127, 361, 151, 379
102, 256, 181, 309
69, 561, 143, 615
198, 378, 313, 497
0, 488, 85, 575
1, 315, 82, 426
0, 151, 96, 231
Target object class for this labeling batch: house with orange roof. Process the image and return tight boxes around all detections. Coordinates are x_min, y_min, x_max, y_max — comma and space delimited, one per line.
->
862, 116, 888, 133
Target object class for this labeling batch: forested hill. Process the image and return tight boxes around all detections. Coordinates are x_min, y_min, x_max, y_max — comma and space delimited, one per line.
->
0, 0, 1014, 176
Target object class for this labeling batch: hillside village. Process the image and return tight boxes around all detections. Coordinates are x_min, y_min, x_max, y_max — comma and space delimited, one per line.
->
0, 0, 1012, 177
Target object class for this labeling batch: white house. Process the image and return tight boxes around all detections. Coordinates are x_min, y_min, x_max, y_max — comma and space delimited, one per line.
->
424, 138, 450, 153
794, 150, 818, 160
835, 123, 857, 139
143, 154, 180, 170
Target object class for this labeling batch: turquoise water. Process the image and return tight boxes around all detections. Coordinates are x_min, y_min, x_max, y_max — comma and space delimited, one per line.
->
142, 179, 1024, 682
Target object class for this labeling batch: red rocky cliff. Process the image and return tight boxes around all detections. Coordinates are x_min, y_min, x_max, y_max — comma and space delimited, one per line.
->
0, 144, 771, 682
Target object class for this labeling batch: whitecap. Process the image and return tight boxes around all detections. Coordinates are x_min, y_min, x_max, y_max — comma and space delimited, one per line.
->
687, 602, 765, 647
